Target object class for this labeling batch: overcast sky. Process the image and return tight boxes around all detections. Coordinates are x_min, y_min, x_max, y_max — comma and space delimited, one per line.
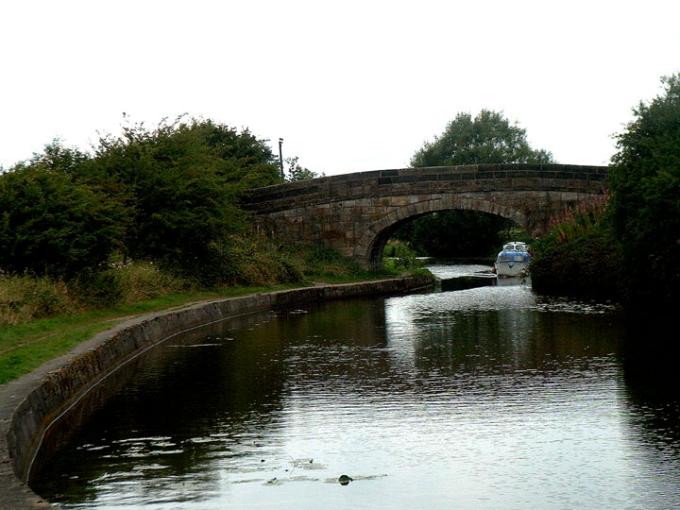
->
1, 0, 679, 174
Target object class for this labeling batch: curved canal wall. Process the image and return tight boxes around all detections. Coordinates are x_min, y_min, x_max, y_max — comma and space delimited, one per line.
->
0, 275, 433, 509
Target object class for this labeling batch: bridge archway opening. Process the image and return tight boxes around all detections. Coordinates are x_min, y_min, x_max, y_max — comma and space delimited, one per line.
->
366, 207, 527, 271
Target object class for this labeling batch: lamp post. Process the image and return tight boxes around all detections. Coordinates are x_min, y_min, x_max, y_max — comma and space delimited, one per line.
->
278, 138, 284, 180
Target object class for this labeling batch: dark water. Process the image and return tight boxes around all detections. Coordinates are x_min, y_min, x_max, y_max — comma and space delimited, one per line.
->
33, 268, 680, 509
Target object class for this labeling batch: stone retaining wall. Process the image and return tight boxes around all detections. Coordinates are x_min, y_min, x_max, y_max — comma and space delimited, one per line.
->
0, 275, 433, 509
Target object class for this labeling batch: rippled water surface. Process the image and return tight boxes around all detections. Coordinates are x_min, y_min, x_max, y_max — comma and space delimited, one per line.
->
33, 270, 680, 509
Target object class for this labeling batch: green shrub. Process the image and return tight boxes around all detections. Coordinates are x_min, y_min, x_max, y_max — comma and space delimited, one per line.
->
383, 240, 413, 258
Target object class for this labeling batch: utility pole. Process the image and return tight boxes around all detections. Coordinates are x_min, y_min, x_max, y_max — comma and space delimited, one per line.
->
278, 138, 284, 180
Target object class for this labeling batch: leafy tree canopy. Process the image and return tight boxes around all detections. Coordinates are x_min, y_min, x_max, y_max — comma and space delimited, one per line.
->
411, 110, 553, 167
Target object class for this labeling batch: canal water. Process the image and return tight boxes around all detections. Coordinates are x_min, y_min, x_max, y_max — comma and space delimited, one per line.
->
32, 265, 680, 509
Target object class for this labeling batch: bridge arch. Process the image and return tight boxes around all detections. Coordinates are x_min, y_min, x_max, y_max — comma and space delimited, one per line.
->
356, 196, 527, 269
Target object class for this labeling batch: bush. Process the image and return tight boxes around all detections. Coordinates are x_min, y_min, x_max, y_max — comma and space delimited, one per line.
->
0, 119, 282, 286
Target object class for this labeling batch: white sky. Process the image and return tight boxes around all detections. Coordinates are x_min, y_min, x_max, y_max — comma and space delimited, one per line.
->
1, 0, 679, 174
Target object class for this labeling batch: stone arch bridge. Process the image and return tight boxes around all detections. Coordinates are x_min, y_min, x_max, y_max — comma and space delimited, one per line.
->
243, 164, 608, 269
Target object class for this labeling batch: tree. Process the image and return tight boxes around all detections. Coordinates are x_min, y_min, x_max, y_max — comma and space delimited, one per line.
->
87, 117, 281, 283
0, 118, 286, 285
608, 74, 680, 309
411, 110, 552, 167
285, 156, 322, 182
0, 155, 128, 278
398, 110, 553, 257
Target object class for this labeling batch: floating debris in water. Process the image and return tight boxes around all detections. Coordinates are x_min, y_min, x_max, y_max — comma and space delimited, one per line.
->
289, 309, 309, 315
338, 475, 353, 485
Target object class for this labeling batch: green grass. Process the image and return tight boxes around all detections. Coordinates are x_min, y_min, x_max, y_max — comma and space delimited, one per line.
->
0, 273, 415, 385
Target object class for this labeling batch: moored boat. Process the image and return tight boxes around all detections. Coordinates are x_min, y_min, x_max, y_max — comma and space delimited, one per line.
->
494, 241, 530, 277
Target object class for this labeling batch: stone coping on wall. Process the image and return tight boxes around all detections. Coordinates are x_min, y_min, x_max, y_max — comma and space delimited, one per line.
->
0, 275, 434, 510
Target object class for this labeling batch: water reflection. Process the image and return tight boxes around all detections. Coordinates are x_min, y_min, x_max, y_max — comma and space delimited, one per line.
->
32, 278, 680, 509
